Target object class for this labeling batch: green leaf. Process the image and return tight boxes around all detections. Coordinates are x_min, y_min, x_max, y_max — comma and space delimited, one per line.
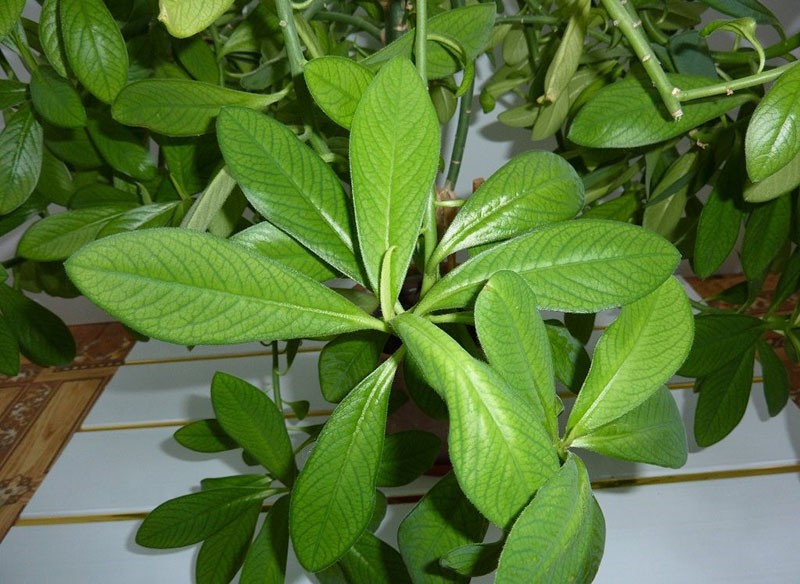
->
403, 354, 449, 420
240, 495, 291, 584
0, 316, 20, 376
289, 355, 399, 572
136, 487, 266, 549
211, 372, 296, 485
566, 277, 692, 439
160, 134, 221, 195
174, 36, 220, 85
571, 386, 688, 468
397, 472, 487, 584
743, 150, 800, 203
0, 79, 28, 110
338, 532, 412, 584
679, 314, 764, 377
318, 331, 387, 403
415, 220, 680, 316
60, 0, 129, 103
0, 284, 75, 367
174, 419, 237, 453
475, 271, 560, 440
741, 194, 791, 280
86, 110, 157, 181
0, 0, 24, 40
694, 346, 755, 446
99, 202, 181, 237
541, 0, 590, 104
158, 0, 236, 38
39, 0, 69, 78
431, 152, 584, 265
376, 431, 442, 487
393, 313, 560, 528
351, 57, 439, 300
440, 541, 503, 578
195, 500, 261, 584
201, 475, 270, 491
17, 205, 133, 261
757, 340, 789, 417
698, 0, 780, 27
0, 107, 43, 215
37, 148, 74, 207
495, 455, 603, 584
545, 322, 590, 392
232, 221, 338, 282
112, 79, 280, 136
30, 66, 87, 129
568, 74, 750, 148
305, 56, 374, 129
65, 229, 383, 345
217, 107, 363, 282
642, 152, 697, 240
44, 125, 103, 169
746, 64, 800, 182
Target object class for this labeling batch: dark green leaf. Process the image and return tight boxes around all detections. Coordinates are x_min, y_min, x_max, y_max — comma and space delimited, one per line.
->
0, 316, 20, 376
0, 107, 43, 215
30, 66, 87, 128
86, 109, 157, 181
376, 431, 441, 487
174, 36, 220, 85
757, 340, 789, 417
174, 419, 237, 453
44, 125, 103, 169
698, 0, 780, 27
318, 331, 387, 403
403, 354, 448, 420
0, 0, 24, 40
339, 531, 412, 584
39, 0, 69, 78
545, 322, 590, 392
0, 79, 28, 110
98, 202, 181, 237
240, 495, 291, 584
36, 148, 74, 207
679, 314, 763, 377
200, 475, 270, 491
195, 500, 261, 584
741, 194, 792, 280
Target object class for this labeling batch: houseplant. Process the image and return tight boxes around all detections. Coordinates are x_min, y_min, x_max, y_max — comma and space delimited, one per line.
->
0, 0, 794, 581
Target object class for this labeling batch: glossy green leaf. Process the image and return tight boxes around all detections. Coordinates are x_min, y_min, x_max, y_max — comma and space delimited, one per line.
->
0, 0, 24, 40
694, 346, 755, 446
60, 0, 129, 103
44, 125, 103, 169
174, 419, 237, 453
699, 0, 780, 27
431, 152, 584, 265
180, 166, 237, 231
65, 229, 383, 345
211, 372, 296, 485
495, 456, 602, 584
746, 64, 800, 182
290, 355, 399, 572
160, 134, 221, 195
415, 220, 679, 316
195, 500, 261, 584
158, 0, 236, 38
112, 79, 280, 136
339, 532, 412, 584
393, 313, 560, 528
757, 340, 789, 417
69, 184, 138, 208
376, 431, 441, 487
136, 487, 266, 549
98, 202, 180, 237
679, 314, 764, 377
351, 57, 439, 299
232, 221, 338, 282
86, 111, 157, 181
475, 271, 560, 440
305, 57, 374, 129
743, 150, 800, 203
741, 194, 791, 280
0, 79, 27, 110
37, 148, 74, 207
17, 205, 133, 261
545, 322, 590, 392
240, 495, 291, 584
568, 74, 750, 148
39, 0, 69, 78
0, 108, 43, 215
567, 277, 693, 438
174, 36, 220, 85
397, 472, 487, 584
318, 331, 387, 403
0, 316, 20, 376
571, 386, 688, 468
30, 66, 87, 129
217, 107, 363, 282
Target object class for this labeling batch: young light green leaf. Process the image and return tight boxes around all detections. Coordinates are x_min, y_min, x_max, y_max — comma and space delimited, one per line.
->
746, 64, 800, 182
431, 152, 584, 265
174, 419, 238, 453
743, 150, 800, 203
211, 372, 296, 485
181, 166, 237, 231
135, 487, 267, 549
240, 495, 291, 584
339, 532, 412, 584
495, 455, 602, 584
0, 316, 19, 376
694, 346, 755, 446
757, 340, 789, 417
741, 194, 791, 280
30, 66, 87, 129
217, 106, 364, 282
305, 57, 374, 129
568, 74, 750, 148
39, 0, 69, 78
0, 107, 43, 215
571, 386, 688, 468
0, 0, 24, 40
17, 205, 133, 261
159, 0, 236, 38
393, 313, 560, 528
65, 228, 384, 345
195, 500, 261, 584
475, 271, 560, 440
289, 355, 399, 572
566, 277, 693, 439
376, 431, 442, 487
112, 79, 282, 136
679, 314, 764, 377
60, 0, 129, 103
415, 220, 679, 316
541, 0, 589, 104
351, 57, 439, 300
318, 331, 387, 403
397, 472, 487, 584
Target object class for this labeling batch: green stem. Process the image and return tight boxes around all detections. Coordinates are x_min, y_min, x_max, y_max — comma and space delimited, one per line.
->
599, 0, 682, 119
444, 75, 474, 192
302, 0, 327, 20
712, 32, 800, 64
387, 1, 407, 44
10, 27, 38, 74
428, 311, 474, 325
209, 26, 226, 85
271, 341, 283, 411
311, 12, 383, 41
675, 62, 799, 102
294, 14, 325, 60
380, 247, 397, 321
494, 14, 558, 26
272, 0, 307, 77
414, 0, 428, 81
